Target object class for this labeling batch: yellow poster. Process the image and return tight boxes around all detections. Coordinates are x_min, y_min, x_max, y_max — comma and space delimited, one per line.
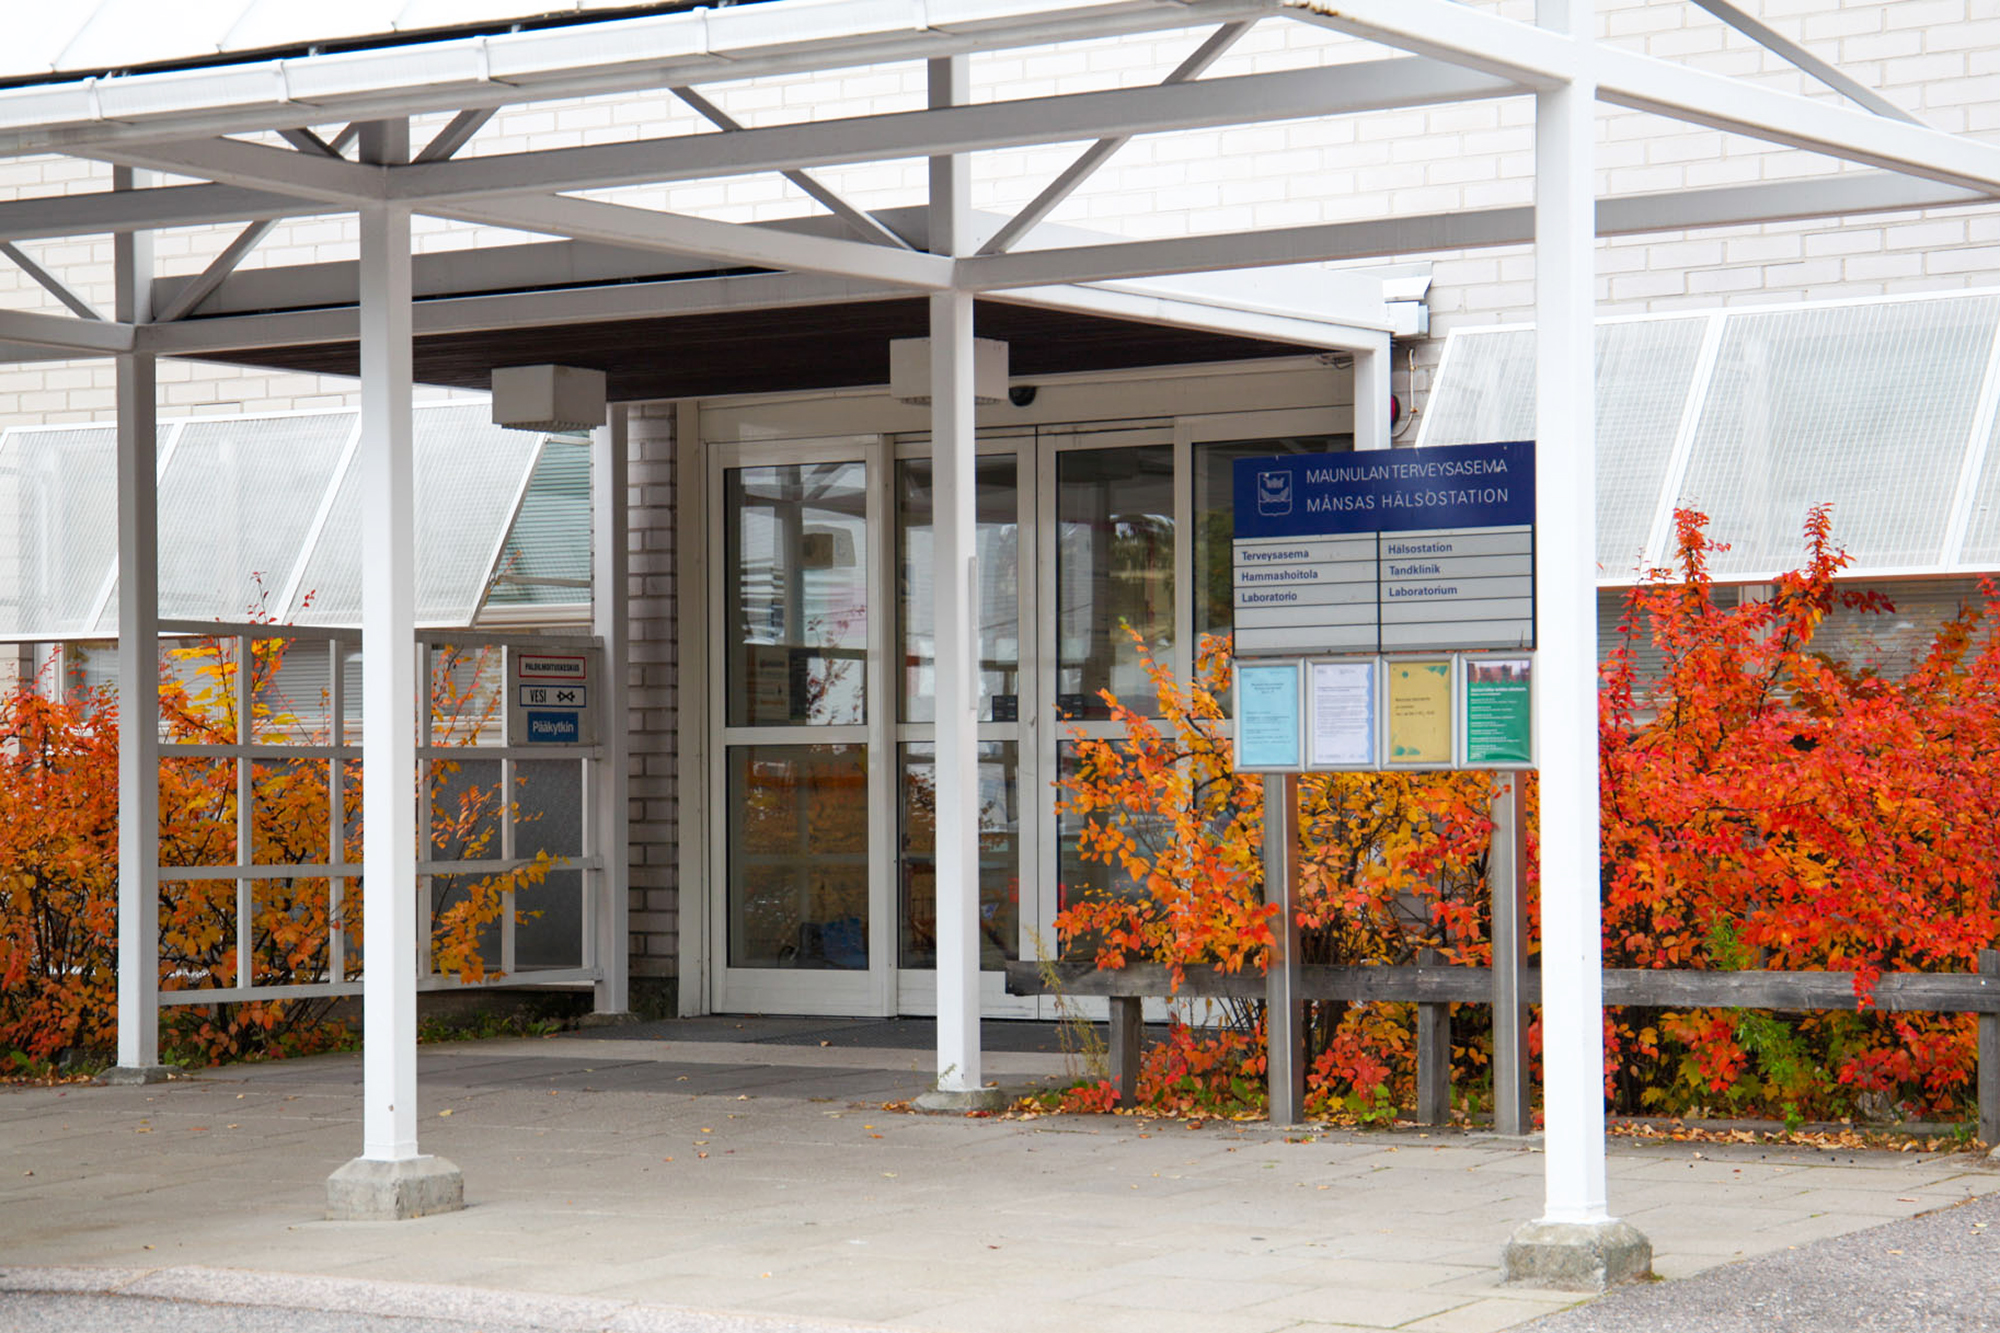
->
1387, 659, 1452, 764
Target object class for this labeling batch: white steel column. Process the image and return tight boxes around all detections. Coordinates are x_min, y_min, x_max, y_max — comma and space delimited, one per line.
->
592, 404, 631, 1015
1532, 0, 1606, 1229
328, 119, 462, 1219
1350, 333, 1392, 453
109, 165, 165, 1083
924, 52, 988, 1104
1505, 0, 1650, 1288
359, 120, 420, 1165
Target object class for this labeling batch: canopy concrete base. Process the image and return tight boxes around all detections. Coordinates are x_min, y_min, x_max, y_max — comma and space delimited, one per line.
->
1502, 1218, 1654, 1291
96, 1065, 174, 1085
913, 1087, 1011, 1112
326, 1155, 465, 1221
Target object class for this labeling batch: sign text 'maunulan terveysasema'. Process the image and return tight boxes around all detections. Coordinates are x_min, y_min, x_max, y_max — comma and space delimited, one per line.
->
1231, 441, 1535, 656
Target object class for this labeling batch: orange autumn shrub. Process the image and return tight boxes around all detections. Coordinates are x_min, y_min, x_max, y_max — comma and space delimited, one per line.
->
1, 634, 555, 1071
1600, 506, 2000, 1122
1054, 630, 1493, 1117
1059, 506, 2000, 1125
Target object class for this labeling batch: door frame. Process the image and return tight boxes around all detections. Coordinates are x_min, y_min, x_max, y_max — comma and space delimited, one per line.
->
706, 433, 895, 1016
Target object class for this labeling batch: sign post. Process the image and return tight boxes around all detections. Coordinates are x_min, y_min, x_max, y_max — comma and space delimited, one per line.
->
1230, 441, 1538, 1131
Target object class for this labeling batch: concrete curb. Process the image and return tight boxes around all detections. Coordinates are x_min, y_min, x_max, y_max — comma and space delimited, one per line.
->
0, 1265, 902, 1333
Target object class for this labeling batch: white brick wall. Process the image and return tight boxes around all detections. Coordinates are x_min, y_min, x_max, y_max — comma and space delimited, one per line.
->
624, 406, 679, 986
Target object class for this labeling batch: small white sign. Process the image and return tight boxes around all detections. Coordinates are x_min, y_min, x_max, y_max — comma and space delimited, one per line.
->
1308, 660, 1377, 768
516, 653, 587, 682
519, 684, 586, 709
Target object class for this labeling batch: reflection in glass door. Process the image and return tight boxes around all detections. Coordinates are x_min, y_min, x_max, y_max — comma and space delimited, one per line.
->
715, 450, 886, 1013
894, 443, 1033, 1015
1044, 435, 1177, 975
1037, 422, 1347, 1016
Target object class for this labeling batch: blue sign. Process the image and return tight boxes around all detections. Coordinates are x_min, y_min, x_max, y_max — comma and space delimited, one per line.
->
1234, 661, 1303, 770
525, 711, 581, 744
1233, 441, 1534, 540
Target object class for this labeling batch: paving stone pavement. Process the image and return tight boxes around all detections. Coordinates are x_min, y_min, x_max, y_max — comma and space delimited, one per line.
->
4, 1026, 1998, 1332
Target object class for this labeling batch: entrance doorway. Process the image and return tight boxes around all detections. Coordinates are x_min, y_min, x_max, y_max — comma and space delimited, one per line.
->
698, 368, 1353, 1017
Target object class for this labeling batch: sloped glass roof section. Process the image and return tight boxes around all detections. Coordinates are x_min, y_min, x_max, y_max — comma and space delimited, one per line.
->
95, 410, 358, 632
290, 404, 545, 626
487, 435, 592, 608
0, 425, 144, 638
1422, 291, 2000, 583
0, 401, 585, 640
1958, 390, 2000, 567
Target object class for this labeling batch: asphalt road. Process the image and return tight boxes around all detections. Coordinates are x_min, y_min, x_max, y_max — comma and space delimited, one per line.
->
1522, 1190, 2000, 1332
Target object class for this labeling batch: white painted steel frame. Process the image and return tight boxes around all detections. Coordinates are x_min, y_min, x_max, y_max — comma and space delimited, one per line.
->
591, 408, 631, 1015
928, 52, 983, 1096
0, 0, 1287, 153
1532, 0, 1609, 1228
887, 428, 1039, 1023
34, 0, 1996, 1245
112, 162, 161, 1075
355, 117, 422, 1164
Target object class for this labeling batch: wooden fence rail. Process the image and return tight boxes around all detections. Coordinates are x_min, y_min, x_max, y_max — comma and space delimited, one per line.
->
1004, 951, 2000, 1140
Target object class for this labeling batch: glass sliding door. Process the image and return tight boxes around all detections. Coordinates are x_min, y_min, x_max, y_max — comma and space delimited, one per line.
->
713, 443, 890, 1013
1037, 417, 1347, 1018
1037, 427, 1178, 1010
701, 397, 1351, 1020
893, 439, 1035, 1015
1053, 442, 1175, 720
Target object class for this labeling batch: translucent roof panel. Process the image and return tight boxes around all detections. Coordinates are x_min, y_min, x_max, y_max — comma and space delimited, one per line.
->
292, 404, 542, 627
1957, 392, 2000, 567
1593, 318, 1710, 577
486, 436, 591, 609
1678, 296, 2000, 579
0, 424, 120, 637
103, 411, 357, 631
1420, 317, 1709, 577
1422, 328, 1533, 445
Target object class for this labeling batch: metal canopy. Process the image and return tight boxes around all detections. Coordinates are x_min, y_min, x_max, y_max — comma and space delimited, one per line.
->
16, 0, 1991, 1255
212, 297, 1326, 399
137, 206, 1403, 391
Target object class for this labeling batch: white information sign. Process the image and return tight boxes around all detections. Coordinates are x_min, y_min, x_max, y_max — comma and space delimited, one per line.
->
1307, 659, 1377, 768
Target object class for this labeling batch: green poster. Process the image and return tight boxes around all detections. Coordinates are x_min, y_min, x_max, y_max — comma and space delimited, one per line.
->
1464, 657, 1533, 766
